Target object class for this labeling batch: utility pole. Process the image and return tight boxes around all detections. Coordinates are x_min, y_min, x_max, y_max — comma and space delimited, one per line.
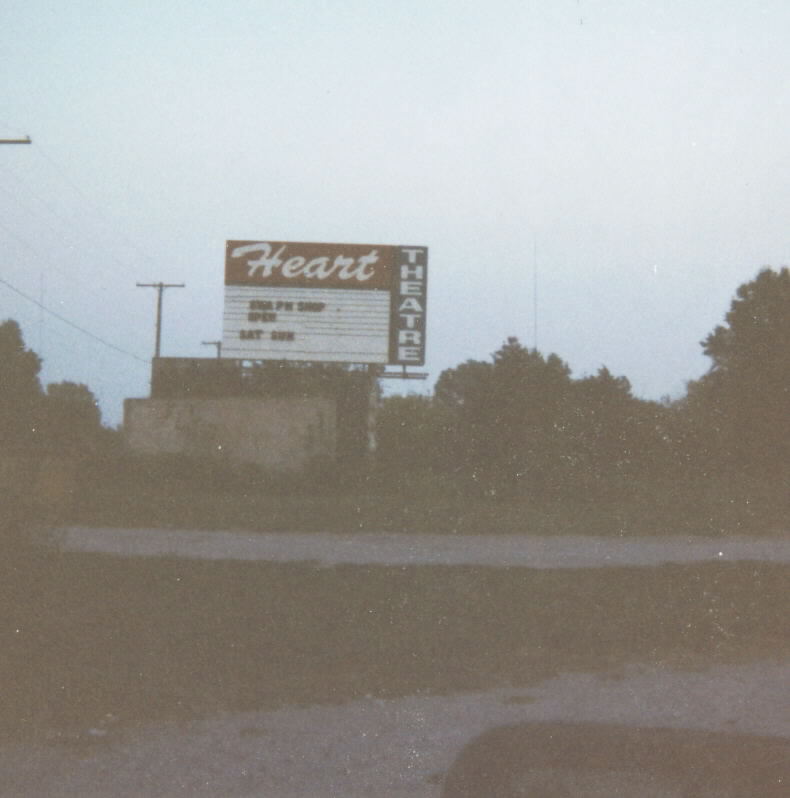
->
136, 282, 185, 358
0, 136, 31, 145
201, 340, 222, 358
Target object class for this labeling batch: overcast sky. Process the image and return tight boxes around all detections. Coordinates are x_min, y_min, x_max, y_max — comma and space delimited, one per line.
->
2, 1, 789, 426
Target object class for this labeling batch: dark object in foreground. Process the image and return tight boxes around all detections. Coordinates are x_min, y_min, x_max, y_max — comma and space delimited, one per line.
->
441, 721, 788, 797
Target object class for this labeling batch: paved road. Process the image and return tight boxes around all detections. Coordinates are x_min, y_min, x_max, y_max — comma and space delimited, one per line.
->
49, 525, 790, 567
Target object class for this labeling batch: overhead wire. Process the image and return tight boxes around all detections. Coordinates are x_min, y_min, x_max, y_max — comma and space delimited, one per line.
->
0, 215, 38, 252
0, 190, 111, 298
0, 159, 149, 289
32, 142, 162, 268
0, 199, 155, 367
0, 137, 175, 370
0, 275, 150, 366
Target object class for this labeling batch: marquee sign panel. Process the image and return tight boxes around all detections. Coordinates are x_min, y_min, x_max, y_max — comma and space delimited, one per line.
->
223, 241, 427, 365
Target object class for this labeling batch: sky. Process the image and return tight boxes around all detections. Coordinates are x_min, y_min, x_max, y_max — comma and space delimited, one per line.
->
2, 0, 790, 426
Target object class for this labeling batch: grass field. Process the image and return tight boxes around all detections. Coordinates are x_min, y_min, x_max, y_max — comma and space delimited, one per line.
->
66, 479, 788, 538
2, 543, 787, 742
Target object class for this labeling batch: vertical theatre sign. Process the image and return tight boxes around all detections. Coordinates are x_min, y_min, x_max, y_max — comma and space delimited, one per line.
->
223, 241, 427, 365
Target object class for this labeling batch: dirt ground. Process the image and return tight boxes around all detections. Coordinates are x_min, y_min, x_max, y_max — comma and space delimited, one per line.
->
3, 527, 787, 795
1, 661, 788, 796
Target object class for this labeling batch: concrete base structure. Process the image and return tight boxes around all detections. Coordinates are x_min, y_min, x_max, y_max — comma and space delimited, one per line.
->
123, 397, 336, 472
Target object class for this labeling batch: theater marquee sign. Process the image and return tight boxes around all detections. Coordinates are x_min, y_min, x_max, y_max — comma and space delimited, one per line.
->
223, 241, 428, 365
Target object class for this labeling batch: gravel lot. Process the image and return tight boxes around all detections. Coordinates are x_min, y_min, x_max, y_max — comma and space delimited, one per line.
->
2, 661, 788, 796
8, 526, 785, 795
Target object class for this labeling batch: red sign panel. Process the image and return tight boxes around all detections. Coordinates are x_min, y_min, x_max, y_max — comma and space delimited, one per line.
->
226, 241, 394, 290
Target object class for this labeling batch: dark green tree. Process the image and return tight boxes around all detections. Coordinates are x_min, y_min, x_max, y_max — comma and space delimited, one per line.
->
560, 367, 669, 498
42, 381, 104, 449
0, 319, 44, 446
692, 267, 790, 472
376, 394, 456, 480
434, 357, 495, 476
435, 338, 573, 495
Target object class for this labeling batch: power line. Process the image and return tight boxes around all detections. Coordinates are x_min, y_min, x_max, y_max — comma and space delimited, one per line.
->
32, 142, 161, 267
0, 215, 36, 251
0, 159, 150, 287
0, 276, 149, 365
0, 215, 153, 363
0, 201, 114, 298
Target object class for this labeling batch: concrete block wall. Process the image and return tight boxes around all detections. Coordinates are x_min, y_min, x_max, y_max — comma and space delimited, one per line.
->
124, 397, 336, 472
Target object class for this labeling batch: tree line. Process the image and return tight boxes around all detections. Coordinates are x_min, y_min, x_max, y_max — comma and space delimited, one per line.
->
377, 268, 789, 515
1, 268, 787, 524
0, 319, 110, 453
